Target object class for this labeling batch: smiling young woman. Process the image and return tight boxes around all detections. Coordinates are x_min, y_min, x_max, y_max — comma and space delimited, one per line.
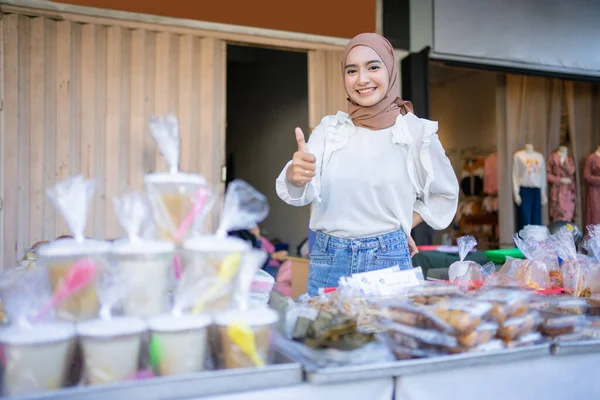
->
276, 33, 459, 297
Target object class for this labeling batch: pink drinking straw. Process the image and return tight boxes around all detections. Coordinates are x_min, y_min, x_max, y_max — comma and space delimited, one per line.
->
171, 186, 210, 279
34, 259, 97, 321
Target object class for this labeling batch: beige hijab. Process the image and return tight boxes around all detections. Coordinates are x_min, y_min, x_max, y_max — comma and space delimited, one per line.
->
342, 33, 413, 130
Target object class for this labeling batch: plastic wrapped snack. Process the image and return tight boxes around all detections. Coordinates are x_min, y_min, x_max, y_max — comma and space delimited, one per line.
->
498, 234, 552, 290
37, 176, 111, 321
529, 296, 588, 315
476, 289, 531, 324
455, 321, 498, 348
550, 226, 592, 292
572, 262, 600, 298
430, 299, 493, 335
448, 236, 483, 290
496, 312, 541, 342
375, 300, 454, 333
537, 311, 585, 338
385, 319, 458, 352
504, 332, 544, 349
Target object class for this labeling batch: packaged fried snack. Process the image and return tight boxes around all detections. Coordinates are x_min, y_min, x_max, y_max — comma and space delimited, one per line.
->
504, 332, 544, 349
430, 299, 493, 335
496, 312, 541, 342
455, 322, 498, 348
385, 320, 458, 352
498, 234, 553, 290
538, 311, 584, 337
476, 289, 531, 324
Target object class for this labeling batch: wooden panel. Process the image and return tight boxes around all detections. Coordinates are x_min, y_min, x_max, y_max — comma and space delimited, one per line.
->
17, 16, 31, 259
94, 25, 107, 239
3, 14, 19, 267
105, 25, 122, 239
0, 15, 4, 264
129, 29, 146, 192
29, 17, 46, 247
198, 37, 226, 231
154, 32, 170, 173
178, 35, 193, 173
308, 49, 346, 132
1, 11, 238, 266
81, 23, 97, 238
55, 20, 72, 237
43, 19, 57, 241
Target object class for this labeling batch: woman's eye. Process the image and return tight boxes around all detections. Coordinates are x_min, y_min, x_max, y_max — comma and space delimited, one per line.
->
369, 65, 380, 71
346, 69, 357, 74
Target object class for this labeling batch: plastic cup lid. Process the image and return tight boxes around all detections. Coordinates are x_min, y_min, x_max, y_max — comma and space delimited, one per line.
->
148, 313, 212, 332
214, 307, 279, 327
111, 239, 175, 255
183, 235, 250, 253
77, 317, 147, 337
37, 238, 111, 257
0, 322, 75, 345
144, 172, 207, 185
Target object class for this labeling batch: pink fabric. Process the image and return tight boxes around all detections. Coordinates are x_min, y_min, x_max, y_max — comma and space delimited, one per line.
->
259, 236, 280, 268
584, 153, 600, 226
484, 152, 498, 195
547, 152, 576, 222
274, 260, 292, 297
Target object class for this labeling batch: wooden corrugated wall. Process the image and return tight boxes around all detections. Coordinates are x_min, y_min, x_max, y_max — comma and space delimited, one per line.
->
0, 12, 226, 268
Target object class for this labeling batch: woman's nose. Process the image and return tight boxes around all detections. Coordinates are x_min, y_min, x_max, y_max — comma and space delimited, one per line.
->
358, 69, 369, 85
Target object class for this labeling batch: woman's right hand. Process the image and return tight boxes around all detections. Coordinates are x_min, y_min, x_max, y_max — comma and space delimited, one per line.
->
286, 127, 316, 187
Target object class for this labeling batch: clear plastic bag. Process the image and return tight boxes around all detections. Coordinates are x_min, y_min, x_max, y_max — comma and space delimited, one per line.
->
476, 288, 532, 324
448, 236, 482, 290
496, 312, 541, 342
455, 321, 498, 348
537, 311, 585, 337
498, 235, 552, 290
385, 319, 459, 351
430, 298, 493, 335
37, 176, 111, 321
503, 332, 544, 349
275, 331, 394, 370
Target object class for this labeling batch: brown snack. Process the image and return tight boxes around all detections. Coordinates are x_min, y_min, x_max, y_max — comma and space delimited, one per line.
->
456, 322, 498, 348
496, 313, 540, 341
431, 300, 493, 334
538, 312, 584, 337
476, 289, 531, 324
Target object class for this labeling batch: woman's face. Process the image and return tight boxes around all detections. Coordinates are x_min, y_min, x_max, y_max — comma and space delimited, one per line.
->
344, 46, 390, 107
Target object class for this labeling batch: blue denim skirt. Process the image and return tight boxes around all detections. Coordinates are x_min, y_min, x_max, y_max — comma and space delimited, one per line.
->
306, 229, 412, 296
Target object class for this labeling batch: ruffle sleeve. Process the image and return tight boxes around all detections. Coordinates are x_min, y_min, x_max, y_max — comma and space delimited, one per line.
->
393, 113, 459, 230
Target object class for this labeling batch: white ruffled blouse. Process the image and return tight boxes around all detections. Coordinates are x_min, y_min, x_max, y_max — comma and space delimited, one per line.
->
275, 112, 459, 239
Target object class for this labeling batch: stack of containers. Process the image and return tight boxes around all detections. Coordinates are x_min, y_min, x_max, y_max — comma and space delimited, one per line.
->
0, 114, 280, 397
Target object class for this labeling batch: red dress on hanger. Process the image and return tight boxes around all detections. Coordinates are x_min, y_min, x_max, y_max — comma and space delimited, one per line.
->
547, 152, 576, 222
584, 153, 600, 226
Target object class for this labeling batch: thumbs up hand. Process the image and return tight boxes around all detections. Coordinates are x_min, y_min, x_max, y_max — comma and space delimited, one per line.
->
286, 127, 316, 187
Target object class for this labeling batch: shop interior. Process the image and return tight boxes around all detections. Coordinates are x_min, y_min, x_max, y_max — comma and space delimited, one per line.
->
226, 44, 310, 254
429, 61, 600, 250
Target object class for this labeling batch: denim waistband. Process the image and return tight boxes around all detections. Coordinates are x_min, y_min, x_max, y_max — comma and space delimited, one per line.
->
313, 230, 407, 252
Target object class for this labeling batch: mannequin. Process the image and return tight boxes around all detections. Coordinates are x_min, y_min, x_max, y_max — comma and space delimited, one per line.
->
584, 146, 600, 226
547, 145, 576, 222
513, 143, 547, 230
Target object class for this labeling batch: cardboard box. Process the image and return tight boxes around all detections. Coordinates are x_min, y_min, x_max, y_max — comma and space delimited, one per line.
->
289, 256, 309, 299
